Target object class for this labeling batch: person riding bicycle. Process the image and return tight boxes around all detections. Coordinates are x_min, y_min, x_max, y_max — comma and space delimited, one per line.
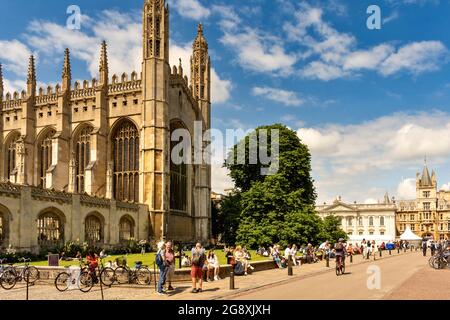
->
86, 251, 99, 283
334, 238, 346, 266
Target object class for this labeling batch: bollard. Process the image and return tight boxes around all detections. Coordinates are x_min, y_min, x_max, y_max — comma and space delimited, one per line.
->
229, 271, 235, 290
404, 247, 407, 253
179, 250, 183, 269
288, 255, 293, 276
379, 250, 382, 258
397, 248, 400, 254
389, 249, 391, 255
367, 251, 370, 260
326, 254, 330, 267
350, 254, 353, 263
98, 266, 104, 300
410, 246, 413, 252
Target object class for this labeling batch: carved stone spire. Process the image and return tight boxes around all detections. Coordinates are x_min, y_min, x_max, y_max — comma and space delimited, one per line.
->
99, 41, 109, 87
62, 48, 71, 92
143, 0, 169, 60
191, 23, 210, 101
27, 55, 36, 96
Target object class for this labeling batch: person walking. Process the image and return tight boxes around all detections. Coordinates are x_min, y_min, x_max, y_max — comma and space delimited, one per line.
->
191, 242, 206, 293
291, 244, 298, 266
430, 240, 436, 256
422, 238, 427, 257
156, 241, 168, 295
164, 241, 175, 291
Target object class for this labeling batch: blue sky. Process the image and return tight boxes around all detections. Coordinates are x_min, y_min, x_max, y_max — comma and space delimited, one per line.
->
1, 0, 450, 203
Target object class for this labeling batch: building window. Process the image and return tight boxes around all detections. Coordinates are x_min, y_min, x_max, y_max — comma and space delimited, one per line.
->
440, 214, 443, 220
39, 129, 56, 188
411, 225, 415, 231
85, 215, 103, 245
347, 217, 353, 227
112, 120, 140, 203
380, 231, 384, 235
0, 213, 7, 247
348, 232, 352, 236
358, 217, 363, 226
423, 202, 430, 211
5, 133, 19, 180
359, 232, 363, 235
369, 216, 374, 226
37, 212, 63, 247
119, 216, 134, 242
369, 231, 374, 235
410, 214, 415, 221
170, 122, 188, 212
423, 191, 430, 198
74, 126, 93, 193
380, 216, 385, 226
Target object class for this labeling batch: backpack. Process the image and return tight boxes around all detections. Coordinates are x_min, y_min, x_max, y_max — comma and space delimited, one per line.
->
234, 261, 245, 275
155, 251, 164, 268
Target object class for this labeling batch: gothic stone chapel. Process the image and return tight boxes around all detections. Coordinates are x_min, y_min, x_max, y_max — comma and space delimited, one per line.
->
0, 0, 212, 252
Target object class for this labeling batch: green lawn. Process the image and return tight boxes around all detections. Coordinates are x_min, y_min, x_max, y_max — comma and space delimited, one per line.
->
22, 250, 271, 268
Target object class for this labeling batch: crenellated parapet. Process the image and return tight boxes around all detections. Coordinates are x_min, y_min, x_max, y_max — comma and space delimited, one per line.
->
35, 85, 59, 105
108, 72, 142, 94
71, 80, 97, 99
2, 91, 26, 110
170, 60, 198, 110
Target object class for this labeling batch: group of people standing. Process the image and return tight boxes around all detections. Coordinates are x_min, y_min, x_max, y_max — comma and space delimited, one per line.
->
156, 241, 222, 295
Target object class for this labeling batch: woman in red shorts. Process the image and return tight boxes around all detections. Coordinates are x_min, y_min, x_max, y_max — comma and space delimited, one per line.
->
190, 242, 206, 293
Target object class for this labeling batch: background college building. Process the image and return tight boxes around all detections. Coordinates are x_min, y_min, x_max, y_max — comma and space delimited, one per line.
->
0, 0, 212, 252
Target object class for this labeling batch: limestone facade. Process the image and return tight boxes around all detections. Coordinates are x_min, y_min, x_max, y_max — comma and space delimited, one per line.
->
0, 0, 212, 252
316, 196, 397, 243
396, 165, 450, 240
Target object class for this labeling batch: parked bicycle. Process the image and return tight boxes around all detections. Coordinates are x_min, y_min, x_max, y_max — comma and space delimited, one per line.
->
113, 261, 151, 285
3, 258, 40, 289
0, 258, 16, 290
55, 258, 115, 292
429, 249, 450, 270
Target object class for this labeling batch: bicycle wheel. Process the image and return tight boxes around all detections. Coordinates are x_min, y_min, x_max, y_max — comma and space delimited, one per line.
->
0, 269, 17, 290
341, 264, 345, 275
136, 267, 151, 285
24, 266, 40, 284
79, 271, 94, 293
114, 267, 129, 285
432, 257, 445, 269
100, 267, 115, 287
428, 256, 436, 268
335, 266, 340, 276
54, 272, 70, 292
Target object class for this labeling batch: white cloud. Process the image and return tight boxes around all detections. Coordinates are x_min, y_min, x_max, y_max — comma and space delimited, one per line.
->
380, 41, 448, 76
397, 178, 416, 199
298, 111, 450, 203
383, 11, 400, 24
441, 183, 450, 191
252, 86, 303, 107
283, 3, 448, 80
3, 79, 26, 94
169, 0, 211, 20
0, 40, 33, 76
220, 28, 297, 75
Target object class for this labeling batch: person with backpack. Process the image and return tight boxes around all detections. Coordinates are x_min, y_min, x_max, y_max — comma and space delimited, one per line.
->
155, 241, 167, 295
191, 242, 206, 293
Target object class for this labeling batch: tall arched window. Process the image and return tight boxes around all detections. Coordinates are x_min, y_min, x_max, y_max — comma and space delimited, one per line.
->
5, 132, 20, 180
74, 126, 93, 193
85, 215, 103, 245
369, 216, 374, 226
39, 128, 56, 188
170, 122, 187, 212
112, 120, 139, 202
37, 211, 63, 247
380, 216, 385, 226
119, 216, 134, 242
347, 216, 353, 227
358, 216, 363, 226
0, 213, 6, 247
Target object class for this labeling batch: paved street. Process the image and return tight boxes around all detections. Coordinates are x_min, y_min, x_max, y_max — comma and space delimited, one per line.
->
0, 251, 448, 300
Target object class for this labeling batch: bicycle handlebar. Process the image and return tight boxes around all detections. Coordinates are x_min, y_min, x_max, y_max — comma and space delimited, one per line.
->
19, 257, 31, 262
